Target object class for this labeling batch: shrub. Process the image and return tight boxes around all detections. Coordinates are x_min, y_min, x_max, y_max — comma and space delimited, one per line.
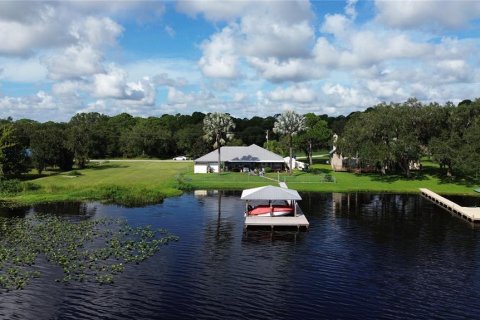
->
0, 179, 23, 194
66, 170, 82, 177
264, 167, 272, 173
324, 174, 334, 182
0, 179, 39, 195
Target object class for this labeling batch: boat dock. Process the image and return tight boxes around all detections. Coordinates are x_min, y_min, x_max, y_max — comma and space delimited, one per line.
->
420, 188, 480, 223
244, 203, 309, 230
242, 182, 310, 230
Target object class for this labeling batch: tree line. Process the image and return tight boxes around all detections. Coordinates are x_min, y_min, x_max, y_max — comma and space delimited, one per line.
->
338, 98, 480, 178
0, 97, 479, 179
0, 111, 336, 176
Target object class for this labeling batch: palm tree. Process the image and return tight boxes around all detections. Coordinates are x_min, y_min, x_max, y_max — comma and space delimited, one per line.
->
203, 112, 235, 173
273, 110, 306, 174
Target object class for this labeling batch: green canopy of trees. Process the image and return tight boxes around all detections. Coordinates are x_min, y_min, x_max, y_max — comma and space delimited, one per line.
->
0, 97, 479, 180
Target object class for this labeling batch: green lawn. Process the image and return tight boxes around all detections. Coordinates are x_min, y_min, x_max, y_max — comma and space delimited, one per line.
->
1, 160, 478, 206
1, 161, 192, 206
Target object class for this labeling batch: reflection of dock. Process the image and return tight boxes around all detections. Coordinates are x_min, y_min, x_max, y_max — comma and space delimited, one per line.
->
420, 188, 480, 223
244, 203, 309, 230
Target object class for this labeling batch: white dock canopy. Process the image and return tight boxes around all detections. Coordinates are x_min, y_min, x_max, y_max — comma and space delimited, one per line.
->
240, 185, 302, 201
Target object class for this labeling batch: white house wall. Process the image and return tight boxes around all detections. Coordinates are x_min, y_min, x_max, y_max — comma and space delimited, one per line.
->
194, 163, 219, 173
194, 164, 207, 174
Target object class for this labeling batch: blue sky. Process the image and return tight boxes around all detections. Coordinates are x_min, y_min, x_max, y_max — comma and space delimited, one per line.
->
0, 0, 479, 121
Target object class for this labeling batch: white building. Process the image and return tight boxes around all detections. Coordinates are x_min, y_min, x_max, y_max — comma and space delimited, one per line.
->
194, 144, 286, 173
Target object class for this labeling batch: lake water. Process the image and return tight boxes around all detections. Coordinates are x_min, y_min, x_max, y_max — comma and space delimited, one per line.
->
1, 192, 480, 319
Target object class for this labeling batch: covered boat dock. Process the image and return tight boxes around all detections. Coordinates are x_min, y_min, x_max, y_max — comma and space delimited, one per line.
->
241, 185, 310, 230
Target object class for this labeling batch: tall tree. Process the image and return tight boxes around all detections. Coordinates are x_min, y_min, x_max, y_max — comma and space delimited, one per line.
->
120, 117, 173, 158
0, 122, 29, 176
273, 110, 306, 174
339, 103, 423, 177
296, 113, 331, 165
203, 113, 235, 174
0, 123, 14, 176
30, 122, 73, 173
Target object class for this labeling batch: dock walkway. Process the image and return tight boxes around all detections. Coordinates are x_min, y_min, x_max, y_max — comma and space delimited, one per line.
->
420, 188, 480, 223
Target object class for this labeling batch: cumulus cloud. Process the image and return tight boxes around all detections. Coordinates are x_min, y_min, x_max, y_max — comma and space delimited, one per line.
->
0, 57, 47, 82
199, 26, 239, 79
44, 44, 104, 80
153, 73, 188, 87
0, 2, 130, 56
42, 16, 123, 80
248, 57, 323, 82
167, 87, 214, 105
375, 0, 480, 30
0, 91, 63, 121
268, 85, 316, 103
194, 1, 315, 81
240, 14, 314, 59
70, 16, 123, 47
92, 66, 155, 104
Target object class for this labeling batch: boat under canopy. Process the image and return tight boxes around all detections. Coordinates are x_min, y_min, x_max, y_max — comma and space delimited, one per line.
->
241, 185, 302, 217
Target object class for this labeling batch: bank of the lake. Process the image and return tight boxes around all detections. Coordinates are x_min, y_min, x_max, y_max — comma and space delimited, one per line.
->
1, 160, 478, 206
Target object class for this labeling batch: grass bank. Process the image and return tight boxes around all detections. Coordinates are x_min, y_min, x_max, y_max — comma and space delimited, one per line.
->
1, 160, 478, 207
184, 161, 479, 196
1, 161, 192, 206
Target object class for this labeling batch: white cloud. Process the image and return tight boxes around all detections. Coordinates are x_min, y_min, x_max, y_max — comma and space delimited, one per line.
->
199, 26, 239, 79
194, 1, 315, 80
52, 80, 89, 97
93, 67, 126, 99
320, 14, 352, 40
0, 18, 64, 56
153, 73, 188, 87
322, 83, 378, 111
70, 16, 123, 47
167, 87, 214, 105
125, 58, 199, 84
268, 85, 316, 103
248, 57, 323, 82
0, 91, 61, 120
375, 0, 480, 29
0, 2, 143, 56
233, 92, 246, 102
240, 15, 314, 59
92, 66, 156, 105
44, 44, 104, 80
0, 57, 47, 82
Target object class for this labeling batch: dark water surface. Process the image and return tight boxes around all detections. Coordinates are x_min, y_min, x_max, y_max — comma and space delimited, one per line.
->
1, 192, 480, 320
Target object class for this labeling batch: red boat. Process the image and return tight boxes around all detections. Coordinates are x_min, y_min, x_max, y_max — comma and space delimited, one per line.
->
247, 204, 294, 217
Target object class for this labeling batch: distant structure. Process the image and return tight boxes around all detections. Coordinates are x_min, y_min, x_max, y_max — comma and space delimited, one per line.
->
329, 133, 359, 172
194, 144, 286, 173
329, 133, 421, 173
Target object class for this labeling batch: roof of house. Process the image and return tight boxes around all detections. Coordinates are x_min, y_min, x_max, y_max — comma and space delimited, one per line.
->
240, 185, 302, 201
194, 144, 285, 163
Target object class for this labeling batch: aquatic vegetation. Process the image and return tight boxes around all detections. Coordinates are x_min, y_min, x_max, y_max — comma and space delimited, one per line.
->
0, 215, 178, 291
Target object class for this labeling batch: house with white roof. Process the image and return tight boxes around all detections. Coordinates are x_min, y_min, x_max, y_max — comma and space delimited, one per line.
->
194, 144, 286, 173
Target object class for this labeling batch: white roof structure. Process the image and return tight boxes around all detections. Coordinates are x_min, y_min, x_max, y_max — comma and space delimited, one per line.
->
195, 144, 284, 163
240, 185, 302, 201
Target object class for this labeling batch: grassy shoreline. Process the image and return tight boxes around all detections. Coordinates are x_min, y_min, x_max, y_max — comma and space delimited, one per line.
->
1, 161, 478, 207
